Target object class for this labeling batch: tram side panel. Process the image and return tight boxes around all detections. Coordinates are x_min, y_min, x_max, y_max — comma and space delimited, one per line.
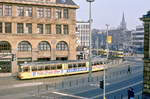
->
64, 62, 89, 75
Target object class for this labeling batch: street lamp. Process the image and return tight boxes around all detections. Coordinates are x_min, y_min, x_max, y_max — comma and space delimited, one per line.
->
86, 0, 95, 82
103, 24, 109, 99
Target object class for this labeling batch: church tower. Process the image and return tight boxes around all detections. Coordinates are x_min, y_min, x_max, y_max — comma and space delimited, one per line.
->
120, 13, 127, 30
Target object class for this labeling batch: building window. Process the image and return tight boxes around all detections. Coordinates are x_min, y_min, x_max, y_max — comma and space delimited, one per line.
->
26, 7, 32, 17
17, 6, 24, 16
38, 41, 51, 51
5, 5, 12, 16
45, 24, 51, 34
37, 24, 43, 34
56, 8, 62, 19
0, 41, 11, 53
0, 22, 2, 33
0, 5, 3, 16
26, 23, 32, 34
63, 8, 69, 19
18, 41, 31, 51
37, 8, 44, 18
45, 8, 51, 18
56, 41, 68, 51
56, 24, 61, 34
5, 22, 11, 33
63, 25, 69, 34
17, 23, 24, 33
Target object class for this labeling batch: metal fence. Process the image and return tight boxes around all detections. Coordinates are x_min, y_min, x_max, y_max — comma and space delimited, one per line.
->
34, 64, 143, 99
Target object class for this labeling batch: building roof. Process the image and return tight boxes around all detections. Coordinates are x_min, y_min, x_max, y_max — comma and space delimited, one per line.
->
141, 10, 150, 21
56, 0, 77, 6
0, 0, 79, 8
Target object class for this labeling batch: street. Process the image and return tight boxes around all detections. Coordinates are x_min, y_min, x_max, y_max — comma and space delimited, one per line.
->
0, 56, 143, 99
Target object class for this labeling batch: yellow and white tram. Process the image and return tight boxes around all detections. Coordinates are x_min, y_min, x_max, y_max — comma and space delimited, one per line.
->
17, 59, 108, 79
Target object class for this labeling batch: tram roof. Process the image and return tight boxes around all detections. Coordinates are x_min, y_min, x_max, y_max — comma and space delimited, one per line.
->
20, 58, 107, 67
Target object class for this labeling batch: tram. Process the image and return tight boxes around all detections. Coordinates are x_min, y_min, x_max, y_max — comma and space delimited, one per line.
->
17, 59, 108, 79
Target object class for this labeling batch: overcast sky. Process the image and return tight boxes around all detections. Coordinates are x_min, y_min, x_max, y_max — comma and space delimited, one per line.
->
74, 0, 150, 30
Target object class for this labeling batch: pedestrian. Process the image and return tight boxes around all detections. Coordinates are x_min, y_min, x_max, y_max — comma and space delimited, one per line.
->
128, 87, 134, 99
128, 65, 131, 74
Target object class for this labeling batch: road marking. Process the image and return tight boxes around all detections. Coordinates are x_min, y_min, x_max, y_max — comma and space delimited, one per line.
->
52, 91, 89, 99
90, 83, 110, 87
12, 82, 43, 88
91, 81, 143, 99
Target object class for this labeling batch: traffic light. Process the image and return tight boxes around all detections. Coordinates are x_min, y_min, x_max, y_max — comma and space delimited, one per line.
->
100, 80, 104, 89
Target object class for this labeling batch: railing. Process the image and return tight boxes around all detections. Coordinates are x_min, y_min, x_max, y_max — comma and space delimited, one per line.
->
33, 65, 143, 99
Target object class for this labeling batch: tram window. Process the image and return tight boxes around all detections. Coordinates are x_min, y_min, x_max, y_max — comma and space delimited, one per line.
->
23, 67, 29, 72
82, 63, 86, 67
45, 65, 50, 70
32, 66, 37, 71
38, 66, 44, 71
78, 63, 82, 67
93, 62, 97, 65
51, 65, 56, 70
57, 65, 62, 69
73, 64, 77, 68
99, 62, 103, 64
68, 64, 72, 69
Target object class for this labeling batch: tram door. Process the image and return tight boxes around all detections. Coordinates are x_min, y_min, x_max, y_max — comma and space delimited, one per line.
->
0, 61, 11, 73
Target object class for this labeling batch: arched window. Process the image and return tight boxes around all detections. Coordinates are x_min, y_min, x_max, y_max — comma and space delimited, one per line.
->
18, 41, 32, 51
38, 41, 51, 51
0, 41, 11, 53
56, 41, 68, 51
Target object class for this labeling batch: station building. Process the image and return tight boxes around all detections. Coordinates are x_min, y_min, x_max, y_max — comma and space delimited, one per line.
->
0, 0, 79, 75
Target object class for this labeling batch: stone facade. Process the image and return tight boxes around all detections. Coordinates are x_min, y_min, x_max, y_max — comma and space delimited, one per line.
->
0, 0, 79, 74
141, 11, 150, 98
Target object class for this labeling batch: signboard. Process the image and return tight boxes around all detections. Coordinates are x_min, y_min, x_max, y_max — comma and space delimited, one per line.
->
32, 70, 62, 76
107, 36, 112, 44
66, 67, 87, 73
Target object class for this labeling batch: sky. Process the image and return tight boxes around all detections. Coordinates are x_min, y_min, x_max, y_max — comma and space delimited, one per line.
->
73, 0, 150, 30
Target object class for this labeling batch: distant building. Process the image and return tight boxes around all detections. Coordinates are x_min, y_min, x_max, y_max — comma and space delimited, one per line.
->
108, 13, 132, 51
0, 0, 79, 75
141, 10, 150, 98
76, 21, 90, 59
131, 25, 144, 54
119, 13, 127, 31
76, 21, 90, 48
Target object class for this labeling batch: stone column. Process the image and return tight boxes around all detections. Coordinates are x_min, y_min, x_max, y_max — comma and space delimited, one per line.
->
11, 47, 18, 76
51, 40, 56, 60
